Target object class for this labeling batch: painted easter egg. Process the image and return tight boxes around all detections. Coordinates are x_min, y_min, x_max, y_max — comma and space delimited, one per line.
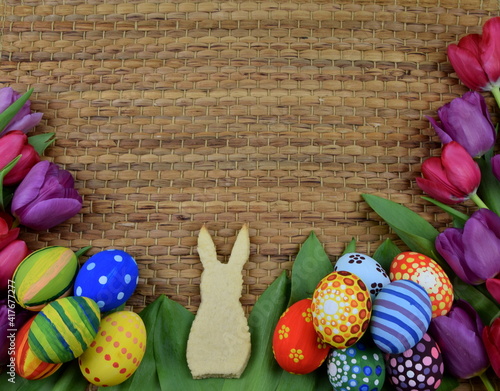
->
74, 249, 139, 312
13, 246, 78, 311
272, 298, 331, 374
15, 317, 62, 380
390, 252, 453, 318
370, 280, 432, 354
28, 296, 100, 363
311, 271, 371, 349
385, 333, 444, 391
334, 252, 390, 299
79, 311, 147, 387
327, 339, 385, 391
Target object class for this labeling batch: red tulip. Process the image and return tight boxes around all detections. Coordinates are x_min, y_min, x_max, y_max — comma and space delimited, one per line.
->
482, 317, 500, 377
448, 17, 500, 91
0, 240, 29, 291
416, 141, 481, 204
0, 130, 40, 185
486, 278, 500, 304
0, 212, 19, 251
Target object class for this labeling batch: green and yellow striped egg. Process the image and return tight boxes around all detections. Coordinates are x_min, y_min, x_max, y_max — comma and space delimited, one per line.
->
13, 246, 78, 311
28, 296, 101, 363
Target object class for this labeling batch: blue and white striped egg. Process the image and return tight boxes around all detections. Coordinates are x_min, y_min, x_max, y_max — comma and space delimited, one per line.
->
370, 280, 432, 354
74, 250, 139, 312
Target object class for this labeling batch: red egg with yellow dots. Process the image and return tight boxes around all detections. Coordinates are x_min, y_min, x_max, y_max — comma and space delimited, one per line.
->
311, 271, 372, 349
78, 311, 146, 387
272, 298, 331, 374
390, 252, 453, 318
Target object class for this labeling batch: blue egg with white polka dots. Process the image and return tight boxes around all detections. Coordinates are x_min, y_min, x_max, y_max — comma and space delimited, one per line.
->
327, 338, 385, 391
74, 249, 139, 312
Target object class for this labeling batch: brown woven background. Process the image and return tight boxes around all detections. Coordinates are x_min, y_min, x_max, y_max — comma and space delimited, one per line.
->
1, 1, 500, 388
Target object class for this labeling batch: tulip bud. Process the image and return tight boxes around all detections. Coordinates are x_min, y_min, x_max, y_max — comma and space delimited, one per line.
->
428, 300, 489, 379
0, 88, 43, 137
0, 130, 41, 185
482, 317, 500, 377
0, 240, 29, 291
11, 161, 82, 231
416, 141, 481, 205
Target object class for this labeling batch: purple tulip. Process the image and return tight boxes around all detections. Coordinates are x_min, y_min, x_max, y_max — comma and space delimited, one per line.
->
492, 154, 500, 182
435, 208, 500, 285
428, 300, 489, 379
426, 92, 496, 157
11, 161, 82, 231
0, 298, 31, 365
0, 87, 43, 136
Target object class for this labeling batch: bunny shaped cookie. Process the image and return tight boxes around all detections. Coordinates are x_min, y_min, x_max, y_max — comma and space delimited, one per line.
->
186, 224, 251, 379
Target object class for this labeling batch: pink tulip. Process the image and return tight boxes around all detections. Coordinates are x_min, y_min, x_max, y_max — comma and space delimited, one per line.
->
0, 212, 19, 251
0, 240, 29, 291
0, 130, 40, 185
486, 278, 500, 304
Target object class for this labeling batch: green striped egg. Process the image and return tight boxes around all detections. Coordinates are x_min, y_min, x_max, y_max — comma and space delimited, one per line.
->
13, 246, 78, 311
28, 296, 100, 363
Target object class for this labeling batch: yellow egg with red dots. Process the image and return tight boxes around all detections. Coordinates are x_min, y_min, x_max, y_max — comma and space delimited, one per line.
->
311, 271, 372, 349
78, 311, 147, 387
390, 251, 454, 318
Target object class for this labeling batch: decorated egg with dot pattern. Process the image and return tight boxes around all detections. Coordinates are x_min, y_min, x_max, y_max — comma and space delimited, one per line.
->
311, 271, 372, 349
370, 280, 432, 354
390, 252, 453, 318
79, 311, 147, 387
327, 339, 385, 391
74, 250, 139, 312
272, 298, 331, 374
385, 333, 444, 391
334, 252, 390, 299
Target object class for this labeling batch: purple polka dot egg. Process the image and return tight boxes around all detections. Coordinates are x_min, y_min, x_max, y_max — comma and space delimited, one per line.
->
385, 333, 444, 391
74, 250, 139, 312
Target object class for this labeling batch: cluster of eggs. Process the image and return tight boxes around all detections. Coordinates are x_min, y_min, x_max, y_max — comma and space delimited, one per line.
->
11, 246, 146, 387
272, 251, 454, 391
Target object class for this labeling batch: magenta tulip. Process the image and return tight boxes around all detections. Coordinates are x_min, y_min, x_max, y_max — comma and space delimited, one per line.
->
482, 317, 500, 377
447, 17, 500, 92
0, 213, 19, 251
0, 87, 43, 136
427, 92, 495, 157
0, 240, 29, 291
492, 155, 500, 182
428, 300, 489, 379
486, 278, 500, 305
0, 130, 40, 185
416, 141, 481, 204
11, 161, 83, 230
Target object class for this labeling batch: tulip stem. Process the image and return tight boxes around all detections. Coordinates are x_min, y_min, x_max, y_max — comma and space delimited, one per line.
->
491, 86, 500, 109
470, 193, 489, 210
479, 372, 495, 391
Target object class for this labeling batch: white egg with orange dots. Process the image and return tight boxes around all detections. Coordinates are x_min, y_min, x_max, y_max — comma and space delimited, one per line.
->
390, 251, 453, 318
78, 311, 147, 387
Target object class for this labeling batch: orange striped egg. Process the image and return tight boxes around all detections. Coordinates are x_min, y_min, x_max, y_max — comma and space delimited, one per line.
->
390, 252, 453, 318
13, 246, 78, 311
15, 317, 62, 380
79, 311, 147, 387
311, 271, 371, 349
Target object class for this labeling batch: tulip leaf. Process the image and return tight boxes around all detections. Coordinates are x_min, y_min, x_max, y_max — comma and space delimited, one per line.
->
453, 277, 500, 325
0, 88, 34, 134
372, 238, 402, 273
288, 231, 333, 306
476, 156, 500, 217
342, 238, 357, 255
421, 196, 469, 228
74, 246, 92, 259
0, 155, 21, 211
28, 133, 55, 156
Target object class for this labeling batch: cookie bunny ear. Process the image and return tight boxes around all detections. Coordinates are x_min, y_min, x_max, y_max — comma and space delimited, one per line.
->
197, 225, 219, 267
228, 224, 250, 269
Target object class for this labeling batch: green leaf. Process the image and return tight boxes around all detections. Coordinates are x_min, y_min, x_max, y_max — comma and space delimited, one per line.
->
421, 196, 469, 228
436, 373, 460, 390
0, 155, 21, 211
372, 239, 401, 273
223, 272, 290, 391
28, 133, 55, 155
341, 238, 356, 255
477, 156, 500, 216
288, 231, 333, 306
0, 88, 34, 134
74, 246, 92, 259
453, 277, 500, 325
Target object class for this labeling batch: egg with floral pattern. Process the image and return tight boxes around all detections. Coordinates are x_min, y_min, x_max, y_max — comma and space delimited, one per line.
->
74, 249, 139, 312
385, 333, 444, 391
311, 271, 372, 349
272, 298, 331, 374
390, 252, 453, 318
327, 339, 385, 391
334, 252, 390, 299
